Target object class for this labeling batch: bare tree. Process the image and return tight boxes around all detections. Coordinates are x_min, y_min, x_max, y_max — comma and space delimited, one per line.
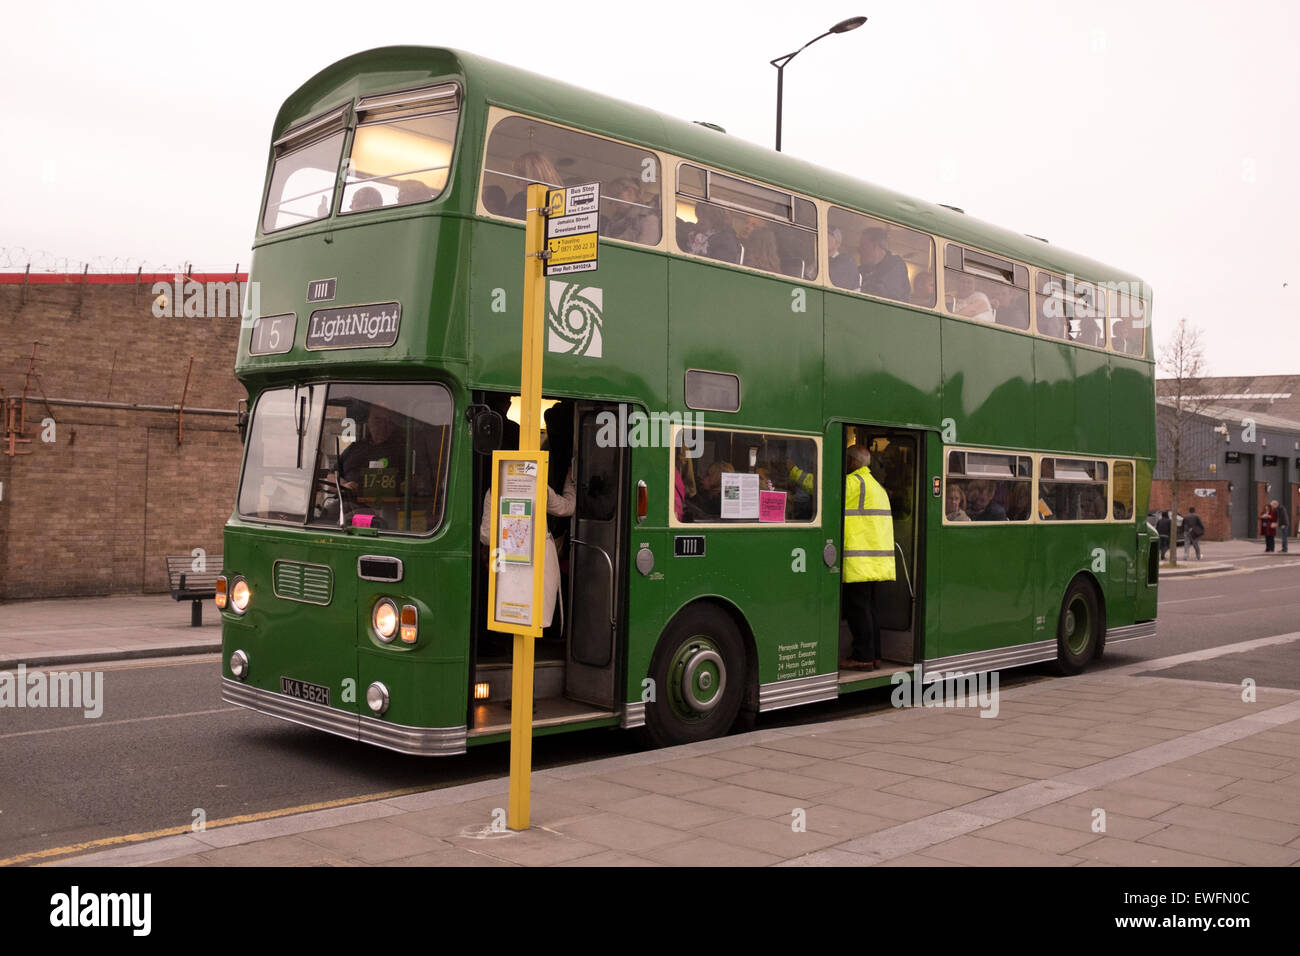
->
1157, 319, 1210, 566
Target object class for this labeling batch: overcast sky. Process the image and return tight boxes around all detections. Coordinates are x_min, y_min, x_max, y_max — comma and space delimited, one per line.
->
3, 0, 1296, 376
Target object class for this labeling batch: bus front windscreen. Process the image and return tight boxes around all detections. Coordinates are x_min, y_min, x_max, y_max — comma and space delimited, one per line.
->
238, 383, 453, 534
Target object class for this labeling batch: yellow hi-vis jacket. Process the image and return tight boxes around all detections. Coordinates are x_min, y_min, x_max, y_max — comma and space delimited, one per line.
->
844, 465, 896, 582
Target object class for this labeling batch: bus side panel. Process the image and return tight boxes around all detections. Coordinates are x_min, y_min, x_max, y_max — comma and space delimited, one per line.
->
667, 260, 822, 433
467, 224, 670, 411
623, 445, 667, 705
920, 436, 944, 663
824, 295, 941, 430
938, 525, 1036, 659
662, 527, 831, 685
1110, 356, 1155, 461
1033, 340, 1110, 456
1036, 524, 1130, 637
941, 320, 1035, 450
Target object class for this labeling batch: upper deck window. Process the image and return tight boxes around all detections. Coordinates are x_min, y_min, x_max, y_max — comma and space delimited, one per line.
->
828, 207, 935, 306
1037, 271, 1107, 347
262, 106, 349, 233
1110, 289, 1147, 357
944, 244, 1030, 330
482, 115, 662, 246
674, 165, 818, 280
340, 84, 460, 215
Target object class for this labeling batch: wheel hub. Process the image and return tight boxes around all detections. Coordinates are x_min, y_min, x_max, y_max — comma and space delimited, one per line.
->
673, 642, 726, 714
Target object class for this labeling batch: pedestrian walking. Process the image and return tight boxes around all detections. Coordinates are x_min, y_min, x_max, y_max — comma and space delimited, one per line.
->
1275, 499, 1290, 553
1183, 507, 1205, 561
1156, 511, 1171, 561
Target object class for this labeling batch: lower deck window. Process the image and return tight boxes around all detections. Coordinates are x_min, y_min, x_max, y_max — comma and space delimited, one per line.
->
674, 427, 818, 524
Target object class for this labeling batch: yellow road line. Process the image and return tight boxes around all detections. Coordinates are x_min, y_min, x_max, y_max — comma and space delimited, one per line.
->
2, 785, 434, 867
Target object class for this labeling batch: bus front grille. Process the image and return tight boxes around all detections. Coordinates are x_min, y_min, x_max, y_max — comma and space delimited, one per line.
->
272, 560, 334, 605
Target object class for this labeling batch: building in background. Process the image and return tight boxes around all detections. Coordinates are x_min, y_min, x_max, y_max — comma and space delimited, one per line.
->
1153, 376, 1300, 541
0, 271, 246, 599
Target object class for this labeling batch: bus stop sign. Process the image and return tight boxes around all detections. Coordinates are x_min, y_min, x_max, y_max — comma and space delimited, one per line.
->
545, 183, 599, 276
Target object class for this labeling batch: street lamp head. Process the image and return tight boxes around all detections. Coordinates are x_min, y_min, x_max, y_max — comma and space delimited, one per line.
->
831, 15, 867, 33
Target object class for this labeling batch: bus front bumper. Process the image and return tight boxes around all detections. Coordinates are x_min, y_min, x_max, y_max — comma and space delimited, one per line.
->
222, 677, 467, 756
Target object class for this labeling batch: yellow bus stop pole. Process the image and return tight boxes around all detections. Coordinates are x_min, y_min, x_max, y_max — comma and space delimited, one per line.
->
508, 183, 550, 831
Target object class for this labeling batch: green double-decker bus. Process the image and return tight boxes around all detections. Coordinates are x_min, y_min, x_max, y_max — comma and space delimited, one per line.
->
219, 46, 1159, 755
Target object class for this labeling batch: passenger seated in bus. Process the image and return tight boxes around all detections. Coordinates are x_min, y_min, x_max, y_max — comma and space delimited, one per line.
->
686, 204, 741, 264
397, 180, 434, 205
349, 186, 384, 212
506, 152, 564, 219
682, 460, 733, 521
674, 443, 699, 521
858, 228, 912, 302
1038, 306, 1066, 339
828, 227, 860, 290
1074, 316, 1103, 346
776, 226, 814, 279
990, 290, 1028, 329
948, 273, 995, 321
745, 226, 782, 274
483, 185, 509, 216
946, 482, 971, 521
601, 178, 658, 244
1007, 481, 1032, 521
1079, 488, 1107, 520
911, 269, 936, 308
1112, 318, 1140, 353
965, 479, 1007, 521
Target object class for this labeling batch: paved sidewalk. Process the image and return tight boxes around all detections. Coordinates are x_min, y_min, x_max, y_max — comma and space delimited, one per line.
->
0, 594, 219, 668
53, 634, 1300, 868
1159, 536, 1300, 577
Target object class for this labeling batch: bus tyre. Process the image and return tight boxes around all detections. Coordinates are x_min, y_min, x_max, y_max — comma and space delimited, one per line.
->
1055, 579, 1101, 676
644, 606, 745, 748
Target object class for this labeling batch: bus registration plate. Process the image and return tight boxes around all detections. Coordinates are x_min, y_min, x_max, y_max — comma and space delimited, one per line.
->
281, 677, 330, 706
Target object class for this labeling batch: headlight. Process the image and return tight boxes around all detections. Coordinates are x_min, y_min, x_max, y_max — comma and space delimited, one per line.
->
373, 599, 398, 642
366, 681, 390, 715
215, 576, 228, 609
230, 577, 251, 614
230, 649, 249, 679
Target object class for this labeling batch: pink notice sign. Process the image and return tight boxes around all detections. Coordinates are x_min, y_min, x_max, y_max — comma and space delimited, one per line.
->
759, 490, 787, 523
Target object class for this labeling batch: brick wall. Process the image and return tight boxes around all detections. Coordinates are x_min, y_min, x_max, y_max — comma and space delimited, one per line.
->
1150, 479, 1230, 540
0, 279, 246, 599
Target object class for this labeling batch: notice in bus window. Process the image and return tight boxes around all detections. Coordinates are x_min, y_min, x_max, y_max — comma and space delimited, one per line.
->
721, 472, 760, 520
759, 490, 787, 522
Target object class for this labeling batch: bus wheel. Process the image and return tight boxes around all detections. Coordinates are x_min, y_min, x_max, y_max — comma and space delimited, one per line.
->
644, 606, 745, 748
1055, 579, 1100, 676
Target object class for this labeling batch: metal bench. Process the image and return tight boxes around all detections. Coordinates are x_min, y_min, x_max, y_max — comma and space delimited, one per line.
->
164, 555, 224, 626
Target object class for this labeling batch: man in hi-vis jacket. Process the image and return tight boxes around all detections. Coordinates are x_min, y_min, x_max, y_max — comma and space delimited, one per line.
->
841, 445, 895, 670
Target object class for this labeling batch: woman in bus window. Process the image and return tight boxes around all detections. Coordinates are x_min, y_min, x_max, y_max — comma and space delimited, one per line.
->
506, 152, 563, 219
946, 482, 970, 521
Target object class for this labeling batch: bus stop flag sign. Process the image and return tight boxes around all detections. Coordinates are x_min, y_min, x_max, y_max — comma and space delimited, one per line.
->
545, 183, 599, 276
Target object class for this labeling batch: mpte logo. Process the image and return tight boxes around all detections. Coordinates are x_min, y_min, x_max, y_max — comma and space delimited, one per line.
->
547, 282, 602, 358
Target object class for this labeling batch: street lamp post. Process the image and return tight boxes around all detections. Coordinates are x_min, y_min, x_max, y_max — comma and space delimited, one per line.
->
771, 16, 867, 152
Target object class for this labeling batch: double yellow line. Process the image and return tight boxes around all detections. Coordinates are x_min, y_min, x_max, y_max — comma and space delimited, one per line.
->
2, 785, 433, 867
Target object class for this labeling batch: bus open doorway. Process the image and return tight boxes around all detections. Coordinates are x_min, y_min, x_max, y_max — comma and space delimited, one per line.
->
467, 393, 624, 739
836, 424, 924, 688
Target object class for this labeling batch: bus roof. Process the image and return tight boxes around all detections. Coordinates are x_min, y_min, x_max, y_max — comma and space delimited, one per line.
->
274, 45, 1148, 293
